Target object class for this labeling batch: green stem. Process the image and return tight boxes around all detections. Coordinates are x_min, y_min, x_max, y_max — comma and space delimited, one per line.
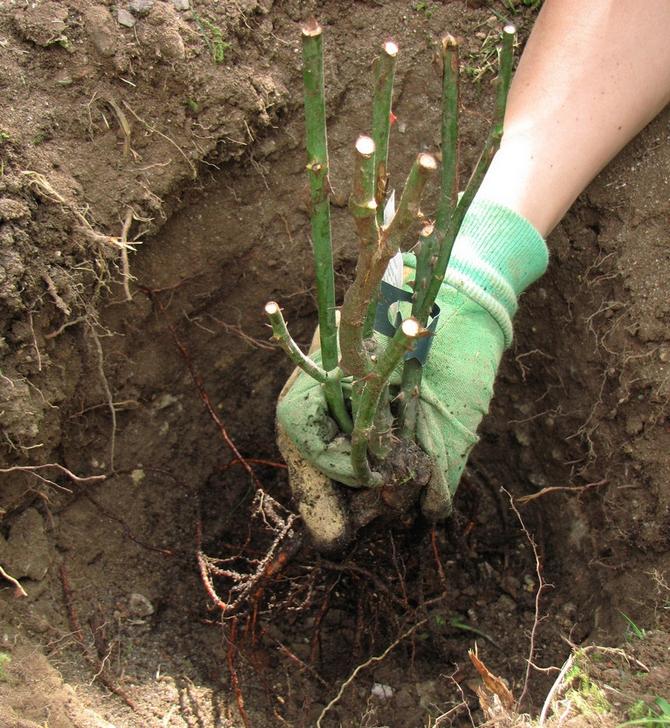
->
351, 318, 422, 485
382, 152, 437, 250
339, 151, 434, 379
265, 301, 329, 384
435, 34, 460, 232
265, 301, 352, 433
414, 25, 515, 326
348, 135, 378, 248
397, 224, 433, 438
371, 40, 398, 224
302, 20, 349, 429
399, 36, 459, 439
339, 135, 379, 380
495, 26, 515, 136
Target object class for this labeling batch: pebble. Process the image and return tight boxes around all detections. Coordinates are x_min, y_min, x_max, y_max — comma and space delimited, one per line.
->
625, 414, 644, 436
496, 594, 517, 613
370, 683, 394, 700
0, 509, 51, 581
129, 0, 155, 15
117, 8, 136, 28
171, 0, 190, 9
128, 592, 155, 617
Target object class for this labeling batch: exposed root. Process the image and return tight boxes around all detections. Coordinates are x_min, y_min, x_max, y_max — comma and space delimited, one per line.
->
515, 478, 608, 504
59, 563, 139, 711
122, 101, 197, 179
196, 495, 302, 618
502, 487, 552, 708
315, 619, 427, 728
0, 463, 106, 492
225, 618, 251, 728
119, 207, 135, 301
0, 565, 28, 598
87, 324, 117, 472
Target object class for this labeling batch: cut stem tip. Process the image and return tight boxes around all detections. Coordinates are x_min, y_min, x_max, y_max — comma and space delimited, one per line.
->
418, 153, 438, 172
301, 18, 322, 37
401, 317, 421, 338
441, 33, 458, 50
503, 24, 516, 36
383, 40, 399, 57
265, 301, 280, 315
356, 135, 376, 158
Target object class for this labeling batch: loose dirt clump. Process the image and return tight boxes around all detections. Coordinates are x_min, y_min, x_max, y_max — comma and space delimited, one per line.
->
1, 1, 669, 727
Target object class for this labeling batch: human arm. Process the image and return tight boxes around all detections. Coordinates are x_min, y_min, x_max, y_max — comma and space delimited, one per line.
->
477, 0, 670, 236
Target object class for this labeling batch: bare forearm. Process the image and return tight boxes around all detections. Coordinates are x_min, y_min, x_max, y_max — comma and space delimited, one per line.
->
477, 0, 670, 236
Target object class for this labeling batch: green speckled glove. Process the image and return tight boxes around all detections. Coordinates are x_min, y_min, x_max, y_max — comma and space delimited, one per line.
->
277, 198, 548, 543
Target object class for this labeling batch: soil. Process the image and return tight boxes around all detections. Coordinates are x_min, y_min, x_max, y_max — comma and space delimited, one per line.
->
0, 1, 669, 727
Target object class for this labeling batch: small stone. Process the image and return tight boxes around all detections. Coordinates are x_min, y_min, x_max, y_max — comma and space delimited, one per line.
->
128, 592, 154, 617
496, 594, 517, 613
85, 6, 118, 56
117, 8, 136, 27
129, 0, 155, 15
528, 471, 548, 487
500, 574, 521, 598
513, 428, 531, 447
625, 414, 644, 436
130, 468, 145, 485
370, 683, 394, 700
171, 0, 190, 9
0, 509, 51, 581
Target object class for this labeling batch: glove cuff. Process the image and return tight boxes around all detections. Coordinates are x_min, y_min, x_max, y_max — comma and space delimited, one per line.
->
446, 198, 548, 346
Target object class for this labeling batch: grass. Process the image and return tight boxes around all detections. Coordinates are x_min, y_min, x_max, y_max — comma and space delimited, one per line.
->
621, 611, 648, 641
193, 13, 231, 64
619, 697, 670, 727
412, 1, 436, 18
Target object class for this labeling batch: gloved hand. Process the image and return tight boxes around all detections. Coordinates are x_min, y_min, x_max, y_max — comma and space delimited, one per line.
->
277, 198, 548, 548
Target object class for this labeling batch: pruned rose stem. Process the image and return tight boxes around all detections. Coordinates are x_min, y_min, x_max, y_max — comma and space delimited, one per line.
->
265, 301, 352, 433
413, 25, 516, 328
371, 39, 399, 223
301, 20, 349, 430
382, 152, 438, 251
350, 318, 422, 485
399, 34, 460, 439
340, 151, 435, 382
265, 301, 328, 384
364, 39, 398, 338
339, 135, 379, 382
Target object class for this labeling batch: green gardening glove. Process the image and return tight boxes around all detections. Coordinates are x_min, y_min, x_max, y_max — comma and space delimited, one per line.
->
277, 198, 548, 523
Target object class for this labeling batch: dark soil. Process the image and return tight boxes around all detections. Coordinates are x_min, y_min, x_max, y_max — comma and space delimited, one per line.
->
1, 1, 669, 727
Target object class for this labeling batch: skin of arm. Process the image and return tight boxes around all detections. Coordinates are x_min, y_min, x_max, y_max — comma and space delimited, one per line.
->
476, 0, 670, 237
